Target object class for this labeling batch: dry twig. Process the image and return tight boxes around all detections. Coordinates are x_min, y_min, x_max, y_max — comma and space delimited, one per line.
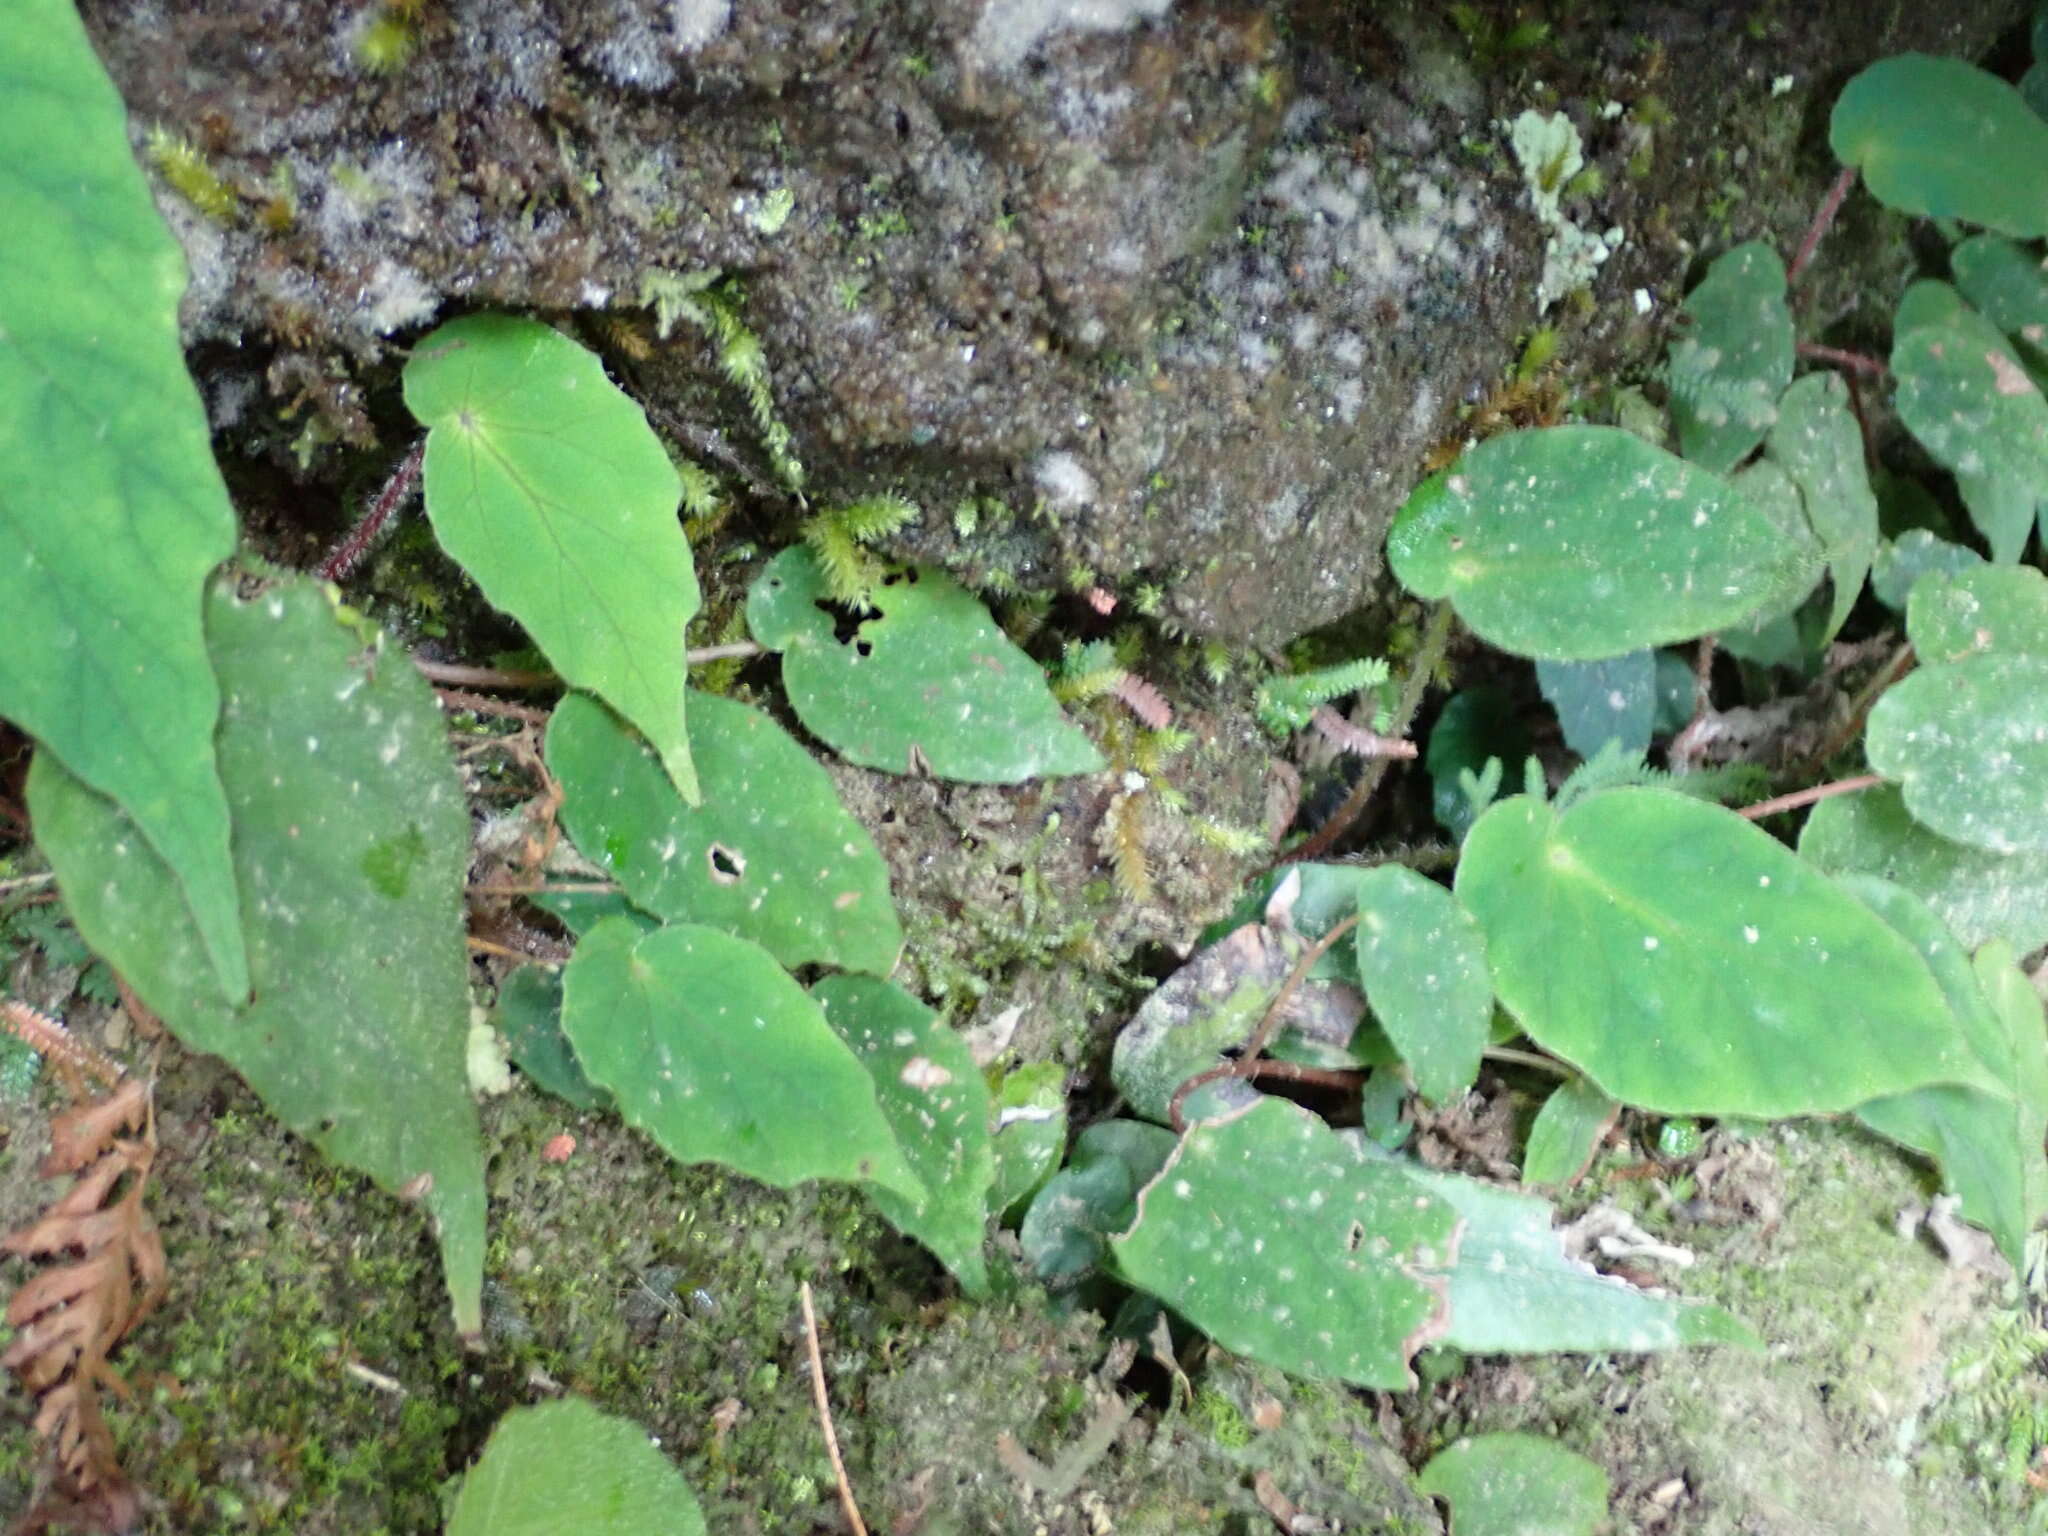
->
799, 1282, 867, 1536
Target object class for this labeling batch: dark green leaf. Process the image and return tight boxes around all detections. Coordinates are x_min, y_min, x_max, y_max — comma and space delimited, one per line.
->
494, 965, 609, 1111
1019, 1120, 1175, 1284
1521, 1076, 1617, 1187
1766, 373, 1879, 641
1534, 652, 1655, 759
1667, 242, 1794, 472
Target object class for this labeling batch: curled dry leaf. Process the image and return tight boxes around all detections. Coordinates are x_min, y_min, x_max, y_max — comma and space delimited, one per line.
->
2, 1076, 166, 1533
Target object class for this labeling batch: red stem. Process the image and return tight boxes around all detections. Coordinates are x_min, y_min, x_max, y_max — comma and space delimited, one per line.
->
1796, 341, 1887, 378
1738, 773, 1883, 821
319, 440, 425, 582
1788, 165, 1858, 286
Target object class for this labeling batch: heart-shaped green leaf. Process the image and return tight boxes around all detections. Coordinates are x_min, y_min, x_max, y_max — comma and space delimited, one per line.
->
814, 975, 994, 1295
1956, 472, 2040, 565
559, 917, 921, 1202
1521, 1076, 1617, 1188
1387, 427, 1810, 661
1868, 653, 2048, 853
1667, 242, 1794, 472
1110, 1097, 1457, 1388
1767, 373, 1879, 641
1801, 784, 2048, 956
1907, 564, 2048, 662
747, 547, 1101, 782
1402, 1164, 1754, 1352
1018, 1119, 1176, 1284
447, 1399, 706, 1536
29, 574, 485, 1332
1891, 309, 2048, 508
1872, 529, 1984, 610
1951, 234, 2048, 348
1831, 55, 2048, 237
1417, 1434, 1608, 1536
1352, 867, 1493, 1105
1534, 652, 1655, 759
1, 0, 245, 1003
405, 315, 702, 802
1454, 788, 1996, 1115
1848, 879, 2048, 1269
547, 690, 901, 975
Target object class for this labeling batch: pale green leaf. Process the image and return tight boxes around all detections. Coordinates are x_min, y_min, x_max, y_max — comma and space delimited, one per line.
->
1417, 1433, 1608, 1536
1956, 472, 2040, 565
1, 0, 245, 1002
1668, 242, 1794, 472
1951, 234, 2048, 346
1891, 310, 2048, 499
814, 975, 994, 1295
1906, 564, 2048, 662
1402, 1163, 1755, 1353
1387, 427, 1812, 661
446, 1399, 705, 1536
747, 547, 1102, 782
1521, 1076, 1617, 1188
29, 574, 484, 1332
1533, 652, 1655, 758
1867, 653, 2048, 852
1454, 789, 1997, 1115
1110, 1097, 1457, 1388
1849, 879, 2048, 1269
547, 690, 900, 974
1352, 867, 1493, 1105
1801, 784, 2048, 956
988, 1061, 1068, 1222
1766, 372, 1879, 641
1871, 529, 1984, 610
405, 315, 701, 801
558, 917, 921, 1201
1831, 55, 2048, 237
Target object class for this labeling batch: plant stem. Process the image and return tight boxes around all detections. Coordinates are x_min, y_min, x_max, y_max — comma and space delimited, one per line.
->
1795, 341, 1886, 377
1738, 773, 1883, 821
413, 660, 558, 690
319, 440, 425, 581
1788, 164, 1858, 286
1481, 1045, 1572, 1078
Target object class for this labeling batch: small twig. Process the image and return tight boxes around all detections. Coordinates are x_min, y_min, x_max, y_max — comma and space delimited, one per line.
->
1281, 603, 1454, 867
1737, 772, 1883, 821
1241, 1059, 1364, 1091
318, 440, 425, 582
1788, 164, 1859, 286
1482, 1045, 1573, 1078
467, 879, 621, 896
1795, 341, 1887, 378
799, 1282, 867, 1536
1170, 914, 1361, 1133
413, 660, 559, 691
1667, 635, 1720, 773
340, 1360, 407, 1397
1808, 640, 1914, 767
688, 640, 765, 664
434, 688, 554, 726
0, 872, 56, 897
465, 936, 534, 961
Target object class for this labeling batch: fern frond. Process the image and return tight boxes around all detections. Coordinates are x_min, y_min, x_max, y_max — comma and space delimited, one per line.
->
639, 268, 719, 339
676, 459, 721, 522
1256, 655, 1392, 735
1103, 792, 1153, 903
1052, 640, 1124, 704
1554, 741, 1772, 811
1190, 818, 1269, 855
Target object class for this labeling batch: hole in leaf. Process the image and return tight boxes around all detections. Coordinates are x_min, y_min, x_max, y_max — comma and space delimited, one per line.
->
1345, 1220, 1366, 1253
706, 843, 745, 884
812, 597, 868, 646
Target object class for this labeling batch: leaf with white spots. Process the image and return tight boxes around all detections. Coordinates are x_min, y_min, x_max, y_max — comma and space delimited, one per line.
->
987, 1062, 1068, 1221
1867, 653, 2048, 853
558, 917, 921, 1202
28, 573, 485, 1333
1891, 310, 2048, 535
1905, 564, 2048, 664
1400, 1164, 1755, 1353
815, 975, 994, 1295
1534, 651, 1656, 759
1387, 427, 1813, 662
547, 690, 901, 974
1952, 234, 2048, 349
1352, 867, 1494, 1106
405, 315, 702, 802
1110, 1097, 1457, 1388
1801, 784, 2048, 955
1766, 372, 1879, 642
1848, 879, 2048, 1270
746, 546, 1102, 782
1871, 528, 1984, 611
1667, 242, 1794, 473
1454, 789, 2000, 1115
1417, 1433, 1608, 1536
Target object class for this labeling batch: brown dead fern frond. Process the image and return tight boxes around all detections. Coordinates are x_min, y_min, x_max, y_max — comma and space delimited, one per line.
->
2, 1052, 164, 1535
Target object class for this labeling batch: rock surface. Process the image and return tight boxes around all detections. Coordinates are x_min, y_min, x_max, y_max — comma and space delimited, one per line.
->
85, 0, 2020, 642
